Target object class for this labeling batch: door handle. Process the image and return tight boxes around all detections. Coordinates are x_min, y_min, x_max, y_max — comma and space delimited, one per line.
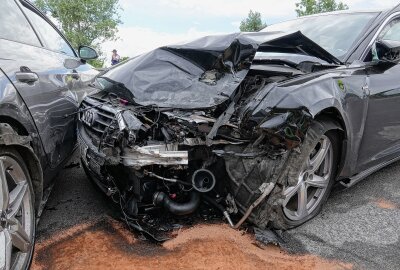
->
16, 72, 39, 83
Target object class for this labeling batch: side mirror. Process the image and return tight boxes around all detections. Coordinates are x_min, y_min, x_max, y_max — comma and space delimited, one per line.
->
374, 40, 400, 62
78, 46, 98, 60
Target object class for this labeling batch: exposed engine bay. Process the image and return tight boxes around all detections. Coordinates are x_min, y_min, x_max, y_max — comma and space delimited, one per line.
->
77, 31, 344, 240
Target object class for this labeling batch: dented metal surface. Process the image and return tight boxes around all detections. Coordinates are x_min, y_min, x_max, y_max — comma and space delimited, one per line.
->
78, 9, 400, 235
98, 31, 341, 110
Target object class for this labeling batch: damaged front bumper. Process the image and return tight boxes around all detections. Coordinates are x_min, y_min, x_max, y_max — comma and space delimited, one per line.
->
77, 89, 314, 239
78, 118, 238, 240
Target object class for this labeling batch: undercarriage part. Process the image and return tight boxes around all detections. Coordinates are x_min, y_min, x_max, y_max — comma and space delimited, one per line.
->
233, 182, 275, 229
191, 169, 216, 193
203, 194, 234, 227
144, 170, 192, 187
153, 191, 201, 216
224, 144, 290, 229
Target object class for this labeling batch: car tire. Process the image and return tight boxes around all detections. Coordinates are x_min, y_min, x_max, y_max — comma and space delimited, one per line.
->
269, 121, 340, 230
0, 147, 36, 270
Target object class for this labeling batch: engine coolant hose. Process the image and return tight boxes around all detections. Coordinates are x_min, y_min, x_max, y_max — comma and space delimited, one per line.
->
153, 191, 201, 216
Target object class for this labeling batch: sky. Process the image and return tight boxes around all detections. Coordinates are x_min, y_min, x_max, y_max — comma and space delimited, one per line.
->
102, 0, 400, 66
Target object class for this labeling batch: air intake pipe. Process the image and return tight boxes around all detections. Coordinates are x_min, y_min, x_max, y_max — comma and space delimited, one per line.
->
153, 191, 201, 216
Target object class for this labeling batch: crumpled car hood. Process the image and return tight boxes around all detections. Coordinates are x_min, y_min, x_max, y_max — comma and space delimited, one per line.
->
99, 31, 342, 109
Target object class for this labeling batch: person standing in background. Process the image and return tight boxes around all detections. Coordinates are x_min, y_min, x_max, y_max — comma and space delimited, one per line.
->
111, 49, 120, 65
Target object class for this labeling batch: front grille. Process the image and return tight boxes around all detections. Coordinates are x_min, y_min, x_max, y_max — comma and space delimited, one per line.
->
80, 97, 119, 147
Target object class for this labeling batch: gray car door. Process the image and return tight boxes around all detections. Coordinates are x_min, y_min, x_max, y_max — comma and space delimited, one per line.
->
357, 14, 400, 171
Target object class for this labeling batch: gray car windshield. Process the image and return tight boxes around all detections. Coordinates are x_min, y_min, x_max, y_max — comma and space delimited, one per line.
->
261, 12, 379, 59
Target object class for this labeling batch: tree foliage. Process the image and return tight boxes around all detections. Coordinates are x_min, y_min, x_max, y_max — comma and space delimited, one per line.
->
34, 0, 122, 51
240, 10, 267, 32
120, 56, 130, 62
295, 0, 349, 17
88, 58, 105, 68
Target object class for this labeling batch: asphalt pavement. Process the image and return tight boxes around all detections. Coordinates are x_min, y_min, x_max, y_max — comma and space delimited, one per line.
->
34, 152, 400, 270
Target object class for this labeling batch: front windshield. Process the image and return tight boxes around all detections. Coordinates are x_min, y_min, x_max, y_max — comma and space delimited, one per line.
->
261, 12, 379, 59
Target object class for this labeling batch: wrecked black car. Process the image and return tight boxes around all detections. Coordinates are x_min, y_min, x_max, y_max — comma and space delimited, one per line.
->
78, 9, 400, 235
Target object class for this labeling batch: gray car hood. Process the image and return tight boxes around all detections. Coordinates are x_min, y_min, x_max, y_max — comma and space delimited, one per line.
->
99, 31, 342, 109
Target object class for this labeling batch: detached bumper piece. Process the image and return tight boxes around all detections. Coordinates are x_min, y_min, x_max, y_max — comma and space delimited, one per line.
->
121, 145, 188, 168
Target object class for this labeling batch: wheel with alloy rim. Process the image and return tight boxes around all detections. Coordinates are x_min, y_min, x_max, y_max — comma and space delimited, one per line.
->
252, 119, 341, 230
267, 120, 340, 230
0, 148, 35, 270
282, 135, 334, 221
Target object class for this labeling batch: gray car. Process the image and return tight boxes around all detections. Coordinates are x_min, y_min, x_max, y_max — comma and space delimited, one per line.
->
0, 0, 98, 269
79, 6, 400, 239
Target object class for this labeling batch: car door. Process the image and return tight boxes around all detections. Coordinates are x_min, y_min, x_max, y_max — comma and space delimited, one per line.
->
357, 14, 400, 171
0, 0, 96, 168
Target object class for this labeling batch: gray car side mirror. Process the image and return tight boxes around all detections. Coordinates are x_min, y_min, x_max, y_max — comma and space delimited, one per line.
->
78, 46, 98, 60
374, 40, 400, 63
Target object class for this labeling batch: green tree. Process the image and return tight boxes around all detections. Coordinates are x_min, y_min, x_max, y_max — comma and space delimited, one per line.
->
240, 10, 267, 32
88, 58, 105, 69
34, 0, 122, 52
295, 0, 349, 17
120, 56, 129, 62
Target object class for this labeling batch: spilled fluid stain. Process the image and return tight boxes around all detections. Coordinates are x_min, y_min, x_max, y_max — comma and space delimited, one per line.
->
32, 218, 352, 270
374, 199, 399, 209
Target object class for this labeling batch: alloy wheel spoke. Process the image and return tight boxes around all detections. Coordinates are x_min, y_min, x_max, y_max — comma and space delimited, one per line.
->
0, 160, 9, 213
309, 139, 331, 172
7, 181, 28, 220
282, 184, 301, 206
306, 175, 329, 188
9, 217, 30, 253
297, 183, 308, 219
0, 230, 12, 270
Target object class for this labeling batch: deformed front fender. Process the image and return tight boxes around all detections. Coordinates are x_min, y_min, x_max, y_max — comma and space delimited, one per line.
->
0, 123, 43, 213
252, 70, 369, 178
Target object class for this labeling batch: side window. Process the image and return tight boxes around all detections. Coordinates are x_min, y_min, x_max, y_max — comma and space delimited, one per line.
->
22, 6, 76, 57
0, 0, 41, 46
379, 19, 400, 42
365, 18, 400, 62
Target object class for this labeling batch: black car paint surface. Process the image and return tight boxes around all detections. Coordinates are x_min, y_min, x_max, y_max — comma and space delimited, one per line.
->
78, 7, 400, 233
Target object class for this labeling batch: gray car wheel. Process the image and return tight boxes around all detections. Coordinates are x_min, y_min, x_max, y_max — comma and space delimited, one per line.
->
270, 121, 340, 229
0, 148, 35, 270
282, 135, 335, 221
